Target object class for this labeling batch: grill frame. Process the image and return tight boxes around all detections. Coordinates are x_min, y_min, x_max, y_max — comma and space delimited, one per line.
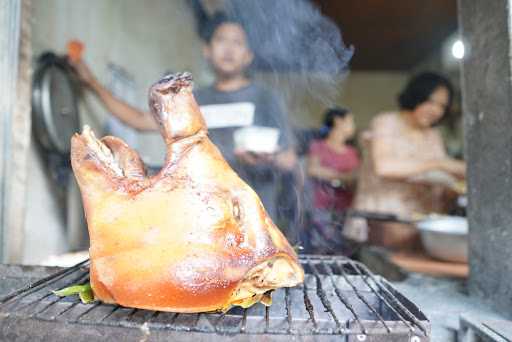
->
0, 255, 430, 341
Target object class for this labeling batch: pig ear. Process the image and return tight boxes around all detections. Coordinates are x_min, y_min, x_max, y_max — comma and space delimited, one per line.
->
101, 136, 146, 180
148, 72, 207, 144
70, 127, 126, 195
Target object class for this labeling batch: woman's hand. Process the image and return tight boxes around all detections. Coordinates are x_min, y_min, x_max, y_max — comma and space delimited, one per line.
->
407, 159, 466, 191
307, 154, 356, 184
429, 158, 466, 179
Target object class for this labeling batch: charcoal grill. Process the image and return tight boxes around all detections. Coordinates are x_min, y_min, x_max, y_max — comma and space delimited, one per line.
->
0, 255, 430, 341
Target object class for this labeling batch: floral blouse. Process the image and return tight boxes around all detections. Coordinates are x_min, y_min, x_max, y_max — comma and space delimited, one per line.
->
344, 112, 448, 241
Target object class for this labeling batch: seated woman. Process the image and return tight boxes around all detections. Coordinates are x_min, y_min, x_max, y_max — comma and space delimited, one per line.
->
306, 108, 360, 254
344, 72, 466, 250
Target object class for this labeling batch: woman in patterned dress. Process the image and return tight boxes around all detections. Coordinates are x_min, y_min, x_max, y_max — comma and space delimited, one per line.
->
345, 72, 465, 250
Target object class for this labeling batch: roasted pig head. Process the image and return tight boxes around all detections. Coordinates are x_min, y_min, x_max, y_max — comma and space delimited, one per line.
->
70, 72, 304, 313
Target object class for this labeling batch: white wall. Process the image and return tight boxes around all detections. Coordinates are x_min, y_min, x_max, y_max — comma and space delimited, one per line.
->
25, 0, 207, 264
22, 144, 68, 265
257, 71, 409, 130
340, 71, 409, 130
26, 0, 411, 264
32, 0, 209, 164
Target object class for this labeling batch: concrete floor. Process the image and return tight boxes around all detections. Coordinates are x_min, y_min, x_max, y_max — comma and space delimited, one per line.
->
392, 274, 505, 341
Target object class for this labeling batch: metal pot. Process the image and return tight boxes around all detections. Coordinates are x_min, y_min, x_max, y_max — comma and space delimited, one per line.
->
348, 210, 468, 263
415, 216, 468, 263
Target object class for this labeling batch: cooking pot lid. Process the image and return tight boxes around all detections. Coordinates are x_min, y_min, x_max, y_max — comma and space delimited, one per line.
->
32, 52, 80, 154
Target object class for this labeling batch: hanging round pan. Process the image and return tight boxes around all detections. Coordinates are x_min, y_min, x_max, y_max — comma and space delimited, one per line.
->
32, 52, 80, 155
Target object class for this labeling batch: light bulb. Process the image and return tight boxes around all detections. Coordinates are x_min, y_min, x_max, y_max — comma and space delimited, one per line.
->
452, 40, 465, 59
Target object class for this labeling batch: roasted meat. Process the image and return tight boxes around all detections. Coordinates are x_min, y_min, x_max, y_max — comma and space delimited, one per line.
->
70, 72, 304, 313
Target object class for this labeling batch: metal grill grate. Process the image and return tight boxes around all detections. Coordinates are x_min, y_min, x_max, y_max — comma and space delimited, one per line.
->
0, 255, 430, 341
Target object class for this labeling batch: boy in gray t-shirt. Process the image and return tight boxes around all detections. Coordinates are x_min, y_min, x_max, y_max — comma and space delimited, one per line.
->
71, 13, 296, 221
194, 82, 293, 219
196, 14, 295, 219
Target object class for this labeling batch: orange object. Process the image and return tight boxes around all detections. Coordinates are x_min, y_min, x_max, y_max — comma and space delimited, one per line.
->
391, 250, 469, 278
67, 40, 84, 62
70, 73, 304, 313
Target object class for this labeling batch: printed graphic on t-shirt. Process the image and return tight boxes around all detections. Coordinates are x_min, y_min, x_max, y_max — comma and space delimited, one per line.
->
200, 102, 255, 128
233, 126, 280, 153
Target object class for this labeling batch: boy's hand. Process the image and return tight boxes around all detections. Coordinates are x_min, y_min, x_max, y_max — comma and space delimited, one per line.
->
69, 59, 97, 88
235, 149, 273, 166
235, 149, 296, 170
235, 150, 260, 166
274, 149, 296, 171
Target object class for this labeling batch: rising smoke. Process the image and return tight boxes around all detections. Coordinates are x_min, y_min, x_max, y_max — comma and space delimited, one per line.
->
225, 0, 354, 107
224, 0, 354, 242
192, 0, 355, 244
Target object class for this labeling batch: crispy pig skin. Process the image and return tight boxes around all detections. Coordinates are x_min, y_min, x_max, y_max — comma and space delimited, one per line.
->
70, 72, 304, 312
